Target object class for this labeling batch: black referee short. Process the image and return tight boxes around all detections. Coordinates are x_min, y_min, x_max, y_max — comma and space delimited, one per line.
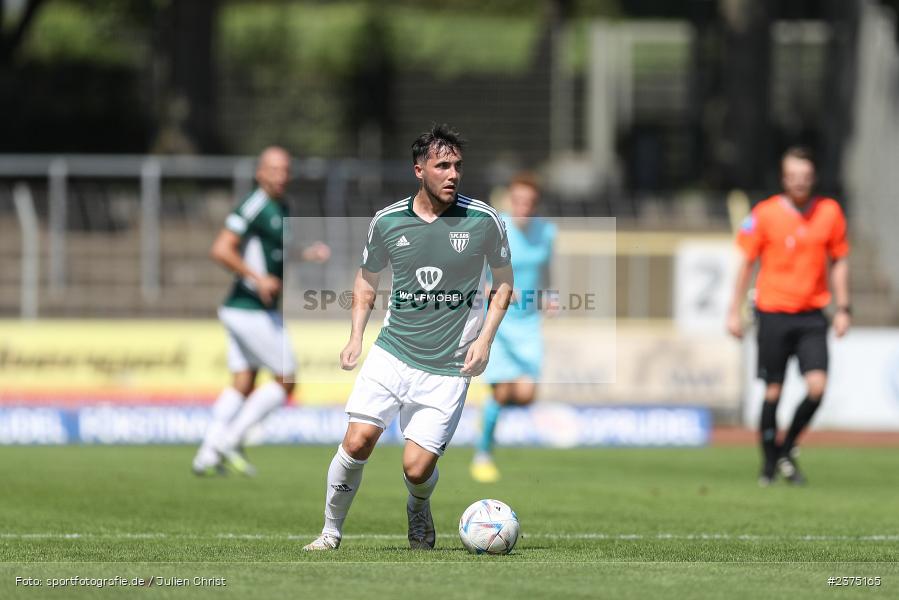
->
756, 309, 829, 384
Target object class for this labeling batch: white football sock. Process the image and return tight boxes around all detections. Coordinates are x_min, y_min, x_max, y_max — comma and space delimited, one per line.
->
405, 466, 439, 512
198, 387, 244, 458
322, 445, 367, 538
219, 382, 286, 451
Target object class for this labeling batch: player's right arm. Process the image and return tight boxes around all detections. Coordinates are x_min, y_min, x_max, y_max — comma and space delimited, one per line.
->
341, 212, 389, 370
726, 255, 755, 339
340, 268, 380, 370
727, 211, 762, 339
209, 228, 281, 306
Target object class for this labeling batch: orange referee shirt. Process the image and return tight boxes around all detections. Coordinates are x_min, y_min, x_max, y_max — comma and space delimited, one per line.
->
737, 195, 849, 313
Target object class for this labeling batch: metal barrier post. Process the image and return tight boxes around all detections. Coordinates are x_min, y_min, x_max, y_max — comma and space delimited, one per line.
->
13, 183, 39, 319
48, 158, 67, 294
141, 158, 161, 302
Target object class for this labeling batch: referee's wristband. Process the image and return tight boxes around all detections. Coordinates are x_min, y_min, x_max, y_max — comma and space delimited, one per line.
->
836, 305, 852, 315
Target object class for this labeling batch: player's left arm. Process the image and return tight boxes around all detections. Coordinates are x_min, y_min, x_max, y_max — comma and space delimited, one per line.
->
461, 264, 513, 376
828, 205, 851, 338
830, 257, 850, 337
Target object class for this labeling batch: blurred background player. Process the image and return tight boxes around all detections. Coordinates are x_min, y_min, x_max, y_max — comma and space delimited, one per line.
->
471, 172, 557, 483
303, 124, 514, 551
727, 147, 850, 486
192, 146, 330, 476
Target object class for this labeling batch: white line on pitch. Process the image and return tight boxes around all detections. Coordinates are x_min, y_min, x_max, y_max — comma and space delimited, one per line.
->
2, 532, 899, 542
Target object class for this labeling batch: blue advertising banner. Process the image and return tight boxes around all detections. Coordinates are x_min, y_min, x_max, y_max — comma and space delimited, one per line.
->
0, 405, 711, 447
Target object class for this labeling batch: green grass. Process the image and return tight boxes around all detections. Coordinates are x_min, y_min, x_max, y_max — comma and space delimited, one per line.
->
1, 445, 897, 598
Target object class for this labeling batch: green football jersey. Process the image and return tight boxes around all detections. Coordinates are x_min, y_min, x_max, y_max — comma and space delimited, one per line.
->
222, 188, 288, 310
362, 194, 512, 376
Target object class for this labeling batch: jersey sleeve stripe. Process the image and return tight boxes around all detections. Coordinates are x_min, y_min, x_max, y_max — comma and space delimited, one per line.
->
367, 205, 408, 242
456, 196, 505, 235
367, 198, 410, 242
456, 193, 493, 208
225, 213, 248, 234
239, 190, 268, 221
457, 194, 500, 218
376, 199, 408, 215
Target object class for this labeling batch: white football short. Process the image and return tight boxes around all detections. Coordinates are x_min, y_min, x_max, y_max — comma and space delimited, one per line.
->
218, 306, 297, 377
346, 345, 470, 456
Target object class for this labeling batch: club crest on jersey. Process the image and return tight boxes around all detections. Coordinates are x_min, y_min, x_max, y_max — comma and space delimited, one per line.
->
449, 231, 470, 253
415, 266, 443, 291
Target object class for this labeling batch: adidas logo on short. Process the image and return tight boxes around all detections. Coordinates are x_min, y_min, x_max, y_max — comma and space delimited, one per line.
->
396, 235, 411, 247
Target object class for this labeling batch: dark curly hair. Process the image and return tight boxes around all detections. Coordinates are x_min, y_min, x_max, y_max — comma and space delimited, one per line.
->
411, 123, 465, 164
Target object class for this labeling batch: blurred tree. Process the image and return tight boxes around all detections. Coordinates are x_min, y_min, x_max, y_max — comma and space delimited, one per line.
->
343, 4, 393, 160
0, 0, 154, 152
546, 0, 575, 157
687, 0, 722, 186
718, 0, 772, 190
817, 0, 860, 198
153, 0, 221, 153
0, 0, 46, 64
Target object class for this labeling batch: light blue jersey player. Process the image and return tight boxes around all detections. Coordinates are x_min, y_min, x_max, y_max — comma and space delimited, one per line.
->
472, 173, 556, 483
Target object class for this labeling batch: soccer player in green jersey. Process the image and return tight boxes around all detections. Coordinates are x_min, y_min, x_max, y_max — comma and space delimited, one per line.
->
304, 125, 514, 551
192, 146, 330, 476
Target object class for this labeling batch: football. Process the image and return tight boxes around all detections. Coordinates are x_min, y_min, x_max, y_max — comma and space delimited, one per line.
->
458, 499, 520, 555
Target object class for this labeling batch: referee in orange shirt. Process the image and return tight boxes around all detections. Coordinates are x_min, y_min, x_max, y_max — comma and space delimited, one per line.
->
727, 147, 851, 486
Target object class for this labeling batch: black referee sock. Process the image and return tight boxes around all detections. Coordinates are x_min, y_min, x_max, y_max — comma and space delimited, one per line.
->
783, 396, 821, 454
760, 402, 778, 465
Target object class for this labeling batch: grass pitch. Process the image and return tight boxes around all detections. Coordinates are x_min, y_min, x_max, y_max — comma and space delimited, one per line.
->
1, 445, 897, 598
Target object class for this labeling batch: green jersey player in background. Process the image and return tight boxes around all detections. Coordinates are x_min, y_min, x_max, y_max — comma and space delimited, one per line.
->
192, 146, 330, 476
304, 124, 514, 551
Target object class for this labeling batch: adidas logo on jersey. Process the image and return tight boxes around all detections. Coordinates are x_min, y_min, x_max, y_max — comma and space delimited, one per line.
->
396, 235, 411, 247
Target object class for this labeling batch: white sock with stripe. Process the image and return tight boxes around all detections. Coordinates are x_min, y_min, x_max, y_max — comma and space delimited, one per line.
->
405, 467, 439, 512
323, 445, 367, 538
